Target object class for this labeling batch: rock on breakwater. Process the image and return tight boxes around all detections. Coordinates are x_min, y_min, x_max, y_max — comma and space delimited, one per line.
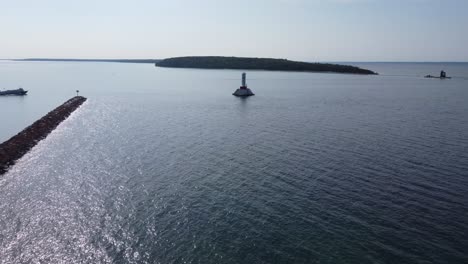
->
0, 96, 87, 175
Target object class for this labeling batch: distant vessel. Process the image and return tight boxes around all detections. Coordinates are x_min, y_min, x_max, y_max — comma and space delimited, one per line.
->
425, 70, 451, 79
233, 73, 254, 97
0, 88, 28, 96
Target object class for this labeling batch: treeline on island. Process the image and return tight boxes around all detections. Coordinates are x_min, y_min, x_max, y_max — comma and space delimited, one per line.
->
156, 56, 377, 75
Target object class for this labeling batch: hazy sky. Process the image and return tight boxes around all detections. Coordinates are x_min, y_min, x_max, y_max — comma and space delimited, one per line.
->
1, 0, 467, 61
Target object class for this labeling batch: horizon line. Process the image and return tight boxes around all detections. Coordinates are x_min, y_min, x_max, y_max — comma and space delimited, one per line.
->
1, 58, 468, 64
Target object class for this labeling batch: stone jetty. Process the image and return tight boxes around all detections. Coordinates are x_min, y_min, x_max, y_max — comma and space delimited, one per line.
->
0, 96, 87, 175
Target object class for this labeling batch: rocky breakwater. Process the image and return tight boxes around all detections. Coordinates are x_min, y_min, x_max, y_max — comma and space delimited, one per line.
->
0, 96, 87, 175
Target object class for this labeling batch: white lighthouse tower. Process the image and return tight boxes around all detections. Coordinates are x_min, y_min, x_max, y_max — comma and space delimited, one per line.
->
233, 72, 254, 96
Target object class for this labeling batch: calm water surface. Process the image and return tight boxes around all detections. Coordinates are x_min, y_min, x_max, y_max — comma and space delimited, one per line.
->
1, 62, 467, 263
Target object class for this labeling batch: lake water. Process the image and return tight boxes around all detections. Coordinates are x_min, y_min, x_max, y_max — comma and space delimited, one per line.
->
1, 61, 467, 263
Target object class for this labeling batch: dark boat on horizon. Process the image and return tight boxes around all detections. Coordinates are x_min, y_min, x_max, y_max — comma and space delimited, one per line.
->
0, 88, 28, 96
425, 70, 451, 79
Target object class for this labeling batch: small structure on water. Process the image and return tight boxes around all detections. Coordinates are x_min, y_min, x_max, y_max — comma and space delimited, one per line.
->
0, 88, 28, 96
425, 70, 451, 79
233, 73, 254, 97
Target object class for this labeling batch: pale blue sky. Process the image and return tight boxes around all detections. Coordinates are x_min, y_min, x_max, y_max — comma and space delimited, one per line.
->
1, 0, 467, 61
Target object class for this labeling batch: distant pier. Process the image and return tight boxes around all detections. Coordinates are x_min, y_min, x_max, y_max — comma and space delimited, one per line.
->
0, 96, 87, 175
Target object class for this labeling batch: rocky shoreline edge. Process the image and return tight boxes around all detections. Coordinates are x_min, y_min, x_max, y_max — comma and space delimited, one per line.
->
0, 96, 87, 175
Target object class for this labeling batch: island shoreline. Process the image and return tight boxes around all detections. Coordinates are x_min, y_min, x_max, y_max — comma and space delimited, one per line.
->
156, 56, 378, 75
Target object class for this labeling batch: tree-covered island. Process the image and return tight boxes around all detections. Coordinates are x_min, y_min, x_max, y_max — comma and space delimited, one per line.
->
156, 56, 377, 75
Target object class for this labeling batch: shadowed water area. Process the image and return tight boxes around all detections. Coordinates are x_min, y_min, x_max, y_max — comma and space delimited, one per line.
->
1, 61, 468, 263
